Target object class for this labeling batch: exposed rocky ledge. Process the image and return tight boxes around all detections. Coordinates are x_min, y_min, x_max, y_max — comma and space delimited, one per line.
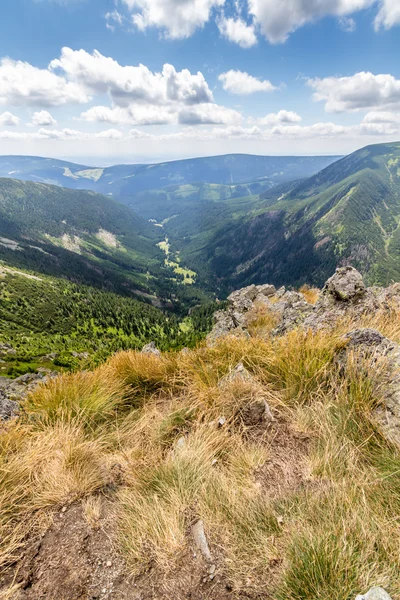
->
208, 266, 400, 343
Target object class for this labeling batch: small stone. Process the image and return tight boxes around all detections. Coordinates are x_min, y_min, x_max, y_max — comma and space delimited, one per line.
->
106, 561, 112, 567
175, 436, 186, 450
218, 416, 226, 427
208, 564, 216, 575
192, 519, 212, 561
61, 506, 67, 513
355, 588, 393, 600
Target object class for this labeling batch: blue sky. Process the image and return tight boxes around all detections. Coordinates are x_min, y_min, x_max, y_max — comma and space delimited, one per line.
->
0, 0, 400, 163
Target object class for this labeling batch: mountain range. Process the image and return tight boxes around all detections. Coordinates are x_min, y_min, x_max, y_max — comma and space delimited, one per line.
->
0, 154, 340, 200
1, 143, 400, 301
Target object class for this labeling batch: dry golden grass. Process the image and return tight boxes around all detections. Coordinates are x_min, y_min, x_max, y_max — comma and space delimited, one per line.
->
3, 301, 400, 597
299, 284, 320, 305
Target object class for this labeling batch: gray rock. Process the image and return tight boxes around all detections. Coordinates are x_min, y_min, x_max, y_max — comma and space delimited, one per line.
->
271, 291, 314, 336
355, 587, 393, 600
0, 370, 58, 421
323, 266, 366, 302
338, 328, 400, 446
257, 284, 276, 298
192, 519, 212, 561
141, 342, 161, 357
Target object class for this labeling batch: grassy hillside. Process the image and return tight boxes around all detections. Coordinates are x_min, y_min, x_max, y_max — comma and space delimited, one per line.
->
193, 142, 400, 292
1, 290, 400, 599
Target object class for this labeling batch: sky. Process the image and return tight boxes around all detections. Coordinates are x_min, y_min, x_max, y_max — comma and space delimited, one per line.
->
0, 0, 400, 164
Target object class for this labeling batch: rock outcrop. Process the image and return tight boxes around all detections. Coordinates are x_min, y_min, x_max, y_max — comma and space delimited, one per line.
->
208, 266, 400, 343
208, 266, 400, 448
0, 371, 58, 421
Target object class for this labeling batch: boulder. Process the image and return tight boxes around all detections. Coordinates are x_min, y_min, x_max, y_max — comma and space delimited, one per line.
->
323, 266, 366, 302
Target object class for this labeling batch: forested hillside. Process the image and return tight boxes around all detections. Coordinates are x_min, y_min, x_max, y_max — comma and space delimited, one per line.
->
187, 142, 400, 292
0, 178, 212, 306
0, 266, 220, 377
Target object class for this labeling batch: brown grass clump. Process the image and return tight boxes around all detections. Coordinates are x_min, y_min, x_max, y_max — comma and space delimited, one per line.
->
3, 306, 400, 598
299, 284, 320, 305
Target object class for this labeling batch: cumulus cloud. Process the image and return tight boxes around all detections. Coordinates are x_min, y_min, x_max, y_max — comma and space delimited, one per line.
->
122, 0, 225, 38
82, 102, 241, 126
246, 0, 375, 43
50, 48, 213, 107
0, 57, 89, 107
81, 105, 176, 126
308, 71, 400, 112
0, 47, 229, 127
217, 16, 257, 48
251, 110, 302, 126
218, 70, 277, 94
363, 110, 400, 123
0, 111, 20, 126
107, 0, 400, 45
31, 110, 57, 126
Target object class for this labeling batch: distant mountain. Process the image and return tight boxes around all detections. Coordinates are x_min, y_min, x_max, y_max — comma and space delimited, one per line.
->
0, 178, 173, 300
187, 142, 400, 291
0, 154, 341, 205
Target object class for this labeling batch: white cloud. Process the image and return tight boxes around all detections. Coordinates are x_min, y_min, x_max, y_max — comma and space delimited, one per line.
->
217, 16, 257, 48
0, 57, 89, 107
31, 110, 57, 126
375, 0, 400, 30
0, 111, 20, 126
251, 110, 302, 126
105, 10, 124, 31
106, 0, 400, 45
247, 0, 374, 43
363, 110, 400, 123
122, 0, 224, 38
179, 103, 242, 124
339, 16, 357, 31
218, 70, 277, 94
50, 48, 213, 107
82, 102, 241, 126
308, 71, 400, 112
96, 129, 124, 139
81, 105, 176, 126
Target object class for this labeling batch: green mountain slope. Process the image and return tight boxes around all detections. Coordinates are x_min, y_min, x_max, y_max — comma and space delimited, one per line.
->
190, 142, 400, 291
0, 178, 172, 299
